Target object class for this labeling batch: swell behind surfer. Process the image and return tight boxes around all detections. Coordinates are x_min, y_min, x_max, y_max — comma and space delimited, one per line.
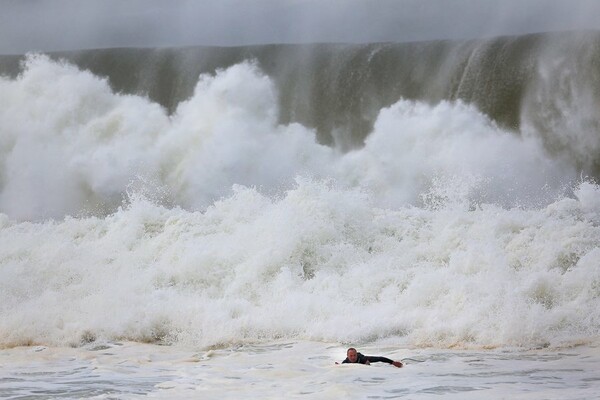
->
338, 347, 403, 368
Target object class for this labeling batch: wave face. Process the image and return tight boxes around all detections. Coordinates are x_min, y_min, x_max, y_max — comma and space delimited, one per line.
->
3, 31, 600, 161
0, 31, 599, 350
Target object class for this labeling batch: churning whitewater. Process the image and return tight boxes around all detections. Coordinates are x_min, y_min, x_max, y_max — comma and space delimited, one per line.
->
0, 54, 579, 220
1, 50, 599, 351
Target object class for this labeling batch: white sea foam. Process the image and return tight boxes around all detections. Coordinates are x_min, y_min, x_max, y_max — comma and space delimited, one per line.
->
1, 180, 599, 349
0, 55, 599, 350
0, 54, 577, 220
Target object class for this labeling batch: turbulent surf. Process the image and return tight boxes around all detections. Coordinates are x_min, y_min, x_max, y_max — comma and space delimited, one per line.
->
1, 31, 599, 352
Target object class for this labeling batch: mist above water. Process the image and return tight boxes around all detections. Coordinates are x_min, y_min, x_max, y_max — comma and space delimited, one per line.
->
3, 0, 600, 54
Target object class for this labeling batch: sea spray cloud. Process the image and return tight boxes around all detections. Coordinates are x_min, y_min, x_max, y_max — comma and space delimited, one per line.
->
0, 56, 579, 220
337, 100, 576, 209
0, 54, 169, 219
162, 61, 335, 209
0, 56, 333, 219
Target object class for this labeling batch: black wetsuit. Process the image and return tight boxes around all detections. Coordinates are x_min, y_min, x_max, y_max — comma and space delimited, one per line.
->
341, 352, 394, 365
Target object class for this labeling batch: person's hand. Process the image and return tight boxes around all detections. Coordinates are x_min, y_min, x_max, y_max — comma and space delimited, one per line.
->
364, 360, 370, 365
392, 361, 403, 368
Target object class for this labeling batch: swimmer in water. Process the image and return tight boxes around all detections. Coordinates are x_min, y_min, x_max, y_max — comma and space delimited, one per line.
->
338, 348, 403, 368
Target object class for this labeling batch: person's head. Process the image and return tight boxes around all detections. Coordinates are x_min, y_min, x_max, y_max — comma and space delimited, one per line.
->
346, 347, 358, 363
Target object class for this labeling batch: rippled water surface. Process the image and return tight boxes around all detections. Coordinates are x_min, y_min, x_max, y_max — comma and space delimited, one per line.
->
1, 341, 599, 399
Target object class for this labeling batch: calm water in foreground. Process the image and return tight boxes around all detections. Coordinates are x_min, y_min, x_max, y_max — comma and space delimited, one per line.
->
1, 341, 599, 399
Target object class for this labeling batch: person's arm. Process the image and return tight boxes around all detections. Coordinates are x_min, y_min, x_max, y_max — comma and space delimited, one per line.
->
365, 356, 393, 364
365, 356, 403, 367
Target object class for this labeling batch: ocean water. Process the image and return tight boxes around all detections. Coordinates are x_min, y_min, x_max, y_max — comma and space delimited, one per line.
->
2, 341, 599, 399
1, 32, 600, 398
